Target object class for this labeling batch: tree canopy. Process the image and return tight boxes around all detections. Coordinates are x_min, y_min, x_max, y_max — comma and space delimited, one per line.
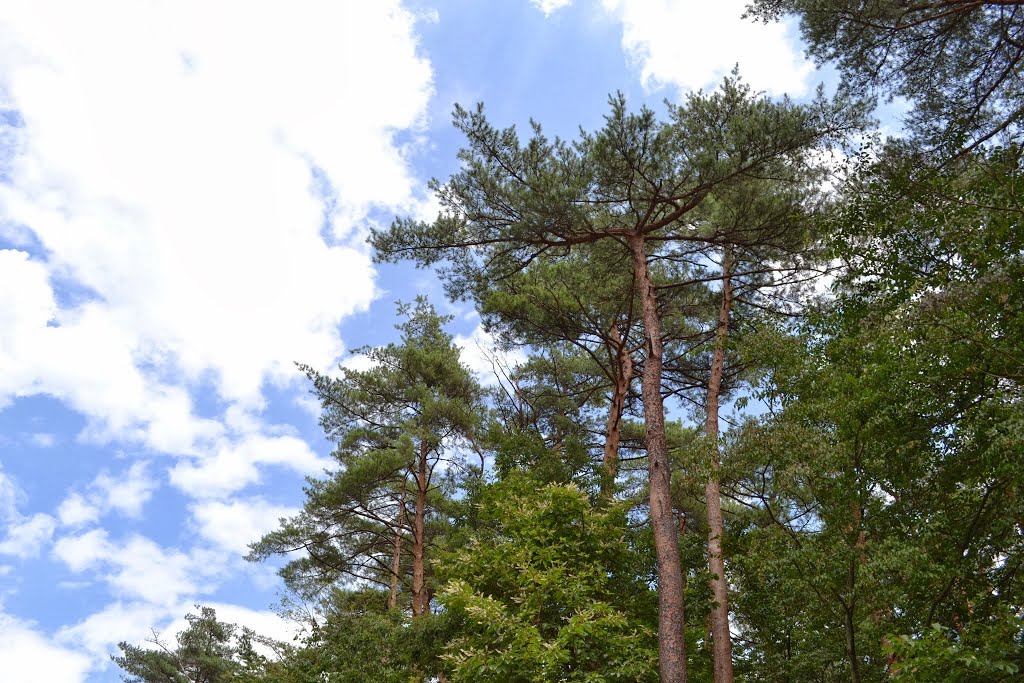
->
116, 28, 1023, 683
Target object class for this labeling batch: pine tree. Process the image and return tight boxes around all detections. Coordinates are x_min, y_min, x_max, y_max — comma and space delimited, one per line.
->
372, 76, 862, 681
248, 298, 482, 617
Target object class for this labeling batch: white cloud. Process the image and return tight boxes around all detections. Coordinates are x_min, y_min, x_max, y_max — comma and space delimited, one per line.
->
454, 321, 527, 387
0, 612, 91, 683
28, 432, 55, 448
92, 462, 156, 519
0, 467, 20, 519
57, 598, 300, 673
169, 433, 329, 499
0, 250, 55, 412
0, 513, 56, 558
294, 392, 325, 421
189, 602, 301, 645
0, 253, 228, 455
56, 494, 99, 528
51, 529, 112, 573
0, 466, 56, 558
599, 0, 814, 97
0, 0, 435, 454
0, 14, 437, 638
57, 461, 157, 528
57, 601, 170, 661
530, 0, 574, 15
106, 537, 209, 606
340, 352, 379, 373
53, 529, 226, 606
190, 498, 298, 556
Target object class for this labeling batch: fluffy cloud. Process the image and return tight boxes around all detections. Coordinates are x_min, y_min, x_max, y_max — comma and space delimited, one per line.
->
55, 494, 99, 529
0, 250, 55, 411
204, 602, 301, 645
51, 529, 111, 573
0, 467, 20, 519
541, 0, 815, 97
0, 466, 56, 558
190, 498, 299, 556
0, 248, 230, 456
57, 461, 157, 528
0, 612, 91, 683
52, 529, 227, 606
0, 0, 435, 453
50, 526, 298, 672
28, 432, 56, 448
530, 0, 575, 14
0, 6, 435, 674
92, 463, 157, 519
0, 513, 57, 558
56, 601, 171, 662
57, 599, 299, 673
453, 320, 528, 387
169, 432, 329, 499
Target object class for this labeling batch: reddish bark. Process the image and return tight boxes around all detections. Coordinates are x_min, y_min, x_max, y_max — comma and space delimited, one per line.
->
601, 321, 634, 498
705, 252, 735, 683
387, 483, 407, 610
630, 234, 688, 683
412, 439, 429, 617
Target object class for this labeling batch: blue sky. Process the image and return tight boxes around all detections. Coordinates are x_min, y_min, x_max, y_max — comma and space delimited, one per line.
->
0, 2, 831, 680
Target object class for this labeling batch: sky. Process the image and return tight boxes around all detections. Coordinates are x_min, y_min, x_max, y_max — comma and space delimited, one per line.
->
0, 1, 828, 680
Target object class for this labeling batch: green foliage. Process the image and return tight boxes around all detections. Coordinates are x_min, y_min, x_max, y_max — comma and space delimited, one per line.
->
112, 607, 278, 683
438, 475, 659, 682
886, 610, 1024, 682
487, 347, 610, 485
153, 26, 1023, 683
371, 76, 863, 286
267, 589, 453, 683
746, 0, 1024, 152
719, 138, 1024, 682
248, 298, 482, 601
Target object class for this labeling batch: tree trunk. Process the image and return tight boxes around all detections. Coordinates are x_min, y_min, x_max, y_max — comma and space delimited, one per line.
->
387, 482, 407, 610
845, 598, 862, 683
630, 234, 688, 683
677, 510, 689, 636
846, 501, 864, 683
705, 251, 735, 683
601, 321, 633, 499
412, 439, 429, 617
